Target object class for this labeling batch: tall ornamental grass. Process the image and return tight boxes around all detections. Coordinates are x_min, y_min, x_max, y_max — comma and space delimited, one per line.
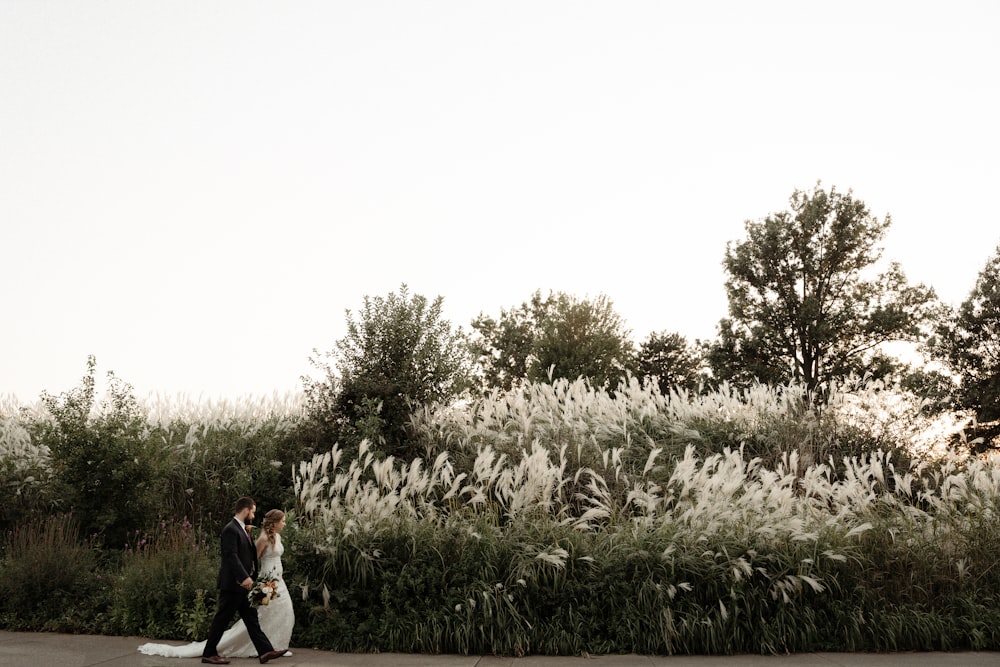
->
290, 378, 1000, 655
0, 514, 109, 632
409, 377, 943, 479
3, 376, 997, 655
0, 415, 52, 526
140, 391, 307, 524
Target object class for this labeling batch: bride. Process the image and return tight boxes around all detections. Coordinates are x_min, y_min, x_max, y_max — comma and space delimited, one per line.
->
138, 509, 295, 659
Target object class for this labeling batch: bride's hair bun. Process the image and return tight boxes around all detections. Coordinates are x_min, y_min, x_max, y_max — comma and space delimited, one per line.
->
261, 509, 285, 545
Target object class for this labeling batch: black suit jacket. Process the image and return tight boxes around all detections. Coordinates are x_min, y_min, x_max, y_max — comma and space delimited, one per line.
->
217, 518, 258, 592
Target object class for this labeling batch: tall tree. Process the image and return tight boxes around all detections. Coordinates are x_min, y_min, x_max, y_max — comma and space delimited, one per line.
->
471, 290, 634, 389
305, 284, 472, 458
635, 331, 706, 395
468, 302, 534, 391
708, 184, 940, 392
930, 243, 1000, 422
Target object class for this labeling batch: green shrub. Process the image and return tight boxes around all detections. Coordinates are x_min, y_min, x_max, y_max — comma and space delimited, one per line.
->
110, 517, 216, 640
0, 514, 108, 632
31, 357, 162, 549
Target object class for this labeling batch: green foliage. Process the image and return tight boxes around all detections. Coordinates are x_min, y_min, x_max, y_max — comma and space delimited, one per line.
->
469, 302, 534, 391
930, 243, 1000, 422
150, 416, 299, 524
471, 290, 634, 391
33, 356, 161, 548
900, 366, 957, 415
291, 499, 1000, 655
0, 514, 109, 632
530, 292, 633, 388
294, 378, 996, 655
0, 416, 53, 533
307, 284, 472, 460
298, 352, 345, 455
634, 331, 706, 395
709, 183, 941, 393
3, 361, 999, 656
110, 517, 216, 640
15, 357, 305, 541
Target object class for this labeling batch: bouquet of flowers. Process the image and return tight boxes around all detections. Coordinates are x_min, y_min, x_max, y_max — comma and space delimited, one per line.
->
248, 575, 280, 608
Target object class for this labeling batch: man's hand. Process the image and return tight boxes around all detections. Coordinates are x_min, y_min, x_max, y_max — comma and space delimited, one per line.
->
241, 577, 253, 590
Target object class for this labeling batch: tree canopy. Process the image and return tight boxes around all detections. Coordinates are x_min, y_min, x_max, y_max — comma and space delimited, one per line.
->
708, 184, 940, 392
471, 290, 634, 390
635, 331, 705, 395
304, 284, 471, 457
931, 243, 1000, 422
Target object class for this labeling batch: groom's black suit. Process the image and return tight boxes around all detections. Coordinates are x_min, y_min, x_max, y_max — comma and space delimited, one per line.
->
202, 517, 276, 659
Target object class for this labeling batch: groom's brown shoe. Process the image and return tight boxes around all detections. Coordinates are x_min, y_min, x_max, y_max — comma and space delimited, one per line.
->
201, 657, 230, 665
259, 649, 286, 664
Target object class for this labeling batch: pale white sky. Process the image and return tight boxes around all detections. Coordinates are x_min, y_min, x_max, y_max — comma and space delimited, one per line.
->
2, 1, 998, 402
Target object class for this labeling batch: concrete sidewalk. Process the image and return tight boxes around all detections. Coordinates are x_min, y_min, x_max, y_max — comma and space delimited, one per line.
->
0, 631, 996, 667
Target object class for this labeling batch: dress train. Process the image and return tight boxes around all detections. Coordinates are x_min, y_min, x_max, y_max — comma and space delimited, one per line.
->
137, 535, 294, 658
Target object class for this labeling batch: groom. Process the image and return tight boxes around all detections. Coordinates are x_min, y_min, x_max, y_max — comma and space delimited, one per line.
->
202, 496, 286, 665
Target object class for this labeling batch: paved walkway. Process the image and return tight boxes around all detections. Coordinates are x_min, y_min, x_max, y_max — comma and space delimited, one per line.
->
0, 631, 997, 667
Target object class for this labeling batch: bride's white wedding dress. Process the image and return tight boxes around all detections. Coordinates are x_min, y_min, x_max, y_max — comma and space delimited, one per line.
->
138, 534, 294, 659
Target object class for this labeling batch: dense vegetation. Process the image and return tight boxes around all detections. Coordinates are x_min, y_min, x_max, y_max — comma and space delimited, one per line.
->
2, 370, 998, 654
2, 184, 999, 655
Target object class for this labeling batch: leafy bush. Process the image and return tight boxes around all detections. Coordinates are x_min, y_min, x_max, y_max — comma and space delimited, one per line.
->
110, 517, 216, 640
307, 284, 473, 460
31, 357, 162, 548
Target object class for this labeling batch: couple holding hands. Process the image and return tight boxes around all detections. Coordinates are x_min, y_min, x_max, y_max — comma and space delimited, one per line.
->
139, 497, 294, 664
